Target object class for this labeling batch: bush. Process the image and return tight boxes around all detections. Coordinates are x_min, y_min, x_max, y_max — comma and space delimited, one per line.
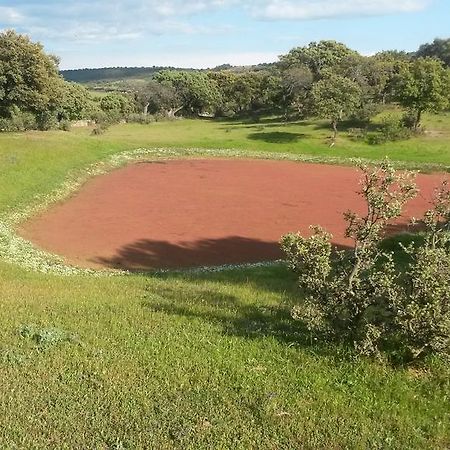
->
91, 122, 109, 135
0, 109, 37, 132
347, 127, 366, 140
351, 102, 381, 122
58, 119, 71, 131
281, 160, 450, 361
366, 115, 411, 145
126, 113, 155, 124
36, 111, 58, 131
401, 110, 418, 129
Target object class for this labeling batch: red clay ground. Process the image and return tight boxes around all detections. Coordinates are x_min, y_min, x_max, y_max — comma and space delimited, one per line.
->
19, 159, 448, 271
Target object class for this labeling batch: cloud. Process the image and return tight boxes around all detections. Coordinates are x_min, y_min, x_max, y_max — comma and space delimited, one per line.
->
1, 0, 434, 44
0, 6, 24, 25
5, 0, 236, 44
254, 0, 432, 20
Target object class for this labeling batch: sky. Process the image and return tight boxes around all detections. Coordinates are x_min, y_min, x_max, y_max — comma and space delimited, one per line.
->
0, 0, 449, 70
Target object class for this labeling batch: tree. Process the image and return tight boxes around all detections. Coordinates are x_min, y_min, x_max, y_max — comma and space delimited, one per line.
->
0, 30, 63, 118
312, 74, 362, 143
57, 82, 95, 121
280, 40, 359, 80
278, 66, 314, 119
209, 70, 278, 116
154, 70, 222, 116
394, 58, 450, 130
100, 92, 134, 118
416, 38, 450, 67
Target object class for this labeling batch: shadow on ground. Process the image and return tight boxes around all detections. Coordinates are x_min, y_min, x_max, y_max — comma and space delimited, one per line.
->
247, 131, 309, 143
92, 236, 283, 271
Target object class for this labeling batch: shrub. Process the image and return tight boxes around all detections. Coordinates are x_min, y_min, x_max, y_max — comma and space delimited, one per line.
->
281, 160, 450, 361
366, 115, 411, 145
401, 109, 418, 129
126, 113, 155, 124
0, 108, 37, 132
91, 123, 109, 135
347, 128, 366, 140
59, 119, 71, 131
36, 111, 58, 131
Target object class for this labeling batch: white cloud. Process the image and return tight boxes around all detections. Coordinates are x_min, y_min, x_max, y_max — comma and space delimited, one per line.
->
254, 0, 432, 20
1, 0, 434, 45
0, 6, 24, 25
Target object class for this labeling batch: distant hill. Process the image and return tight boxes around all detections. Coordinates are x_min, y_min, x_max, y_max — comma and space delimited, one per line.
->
60, 66, 190, 83
60, 62, 278, 84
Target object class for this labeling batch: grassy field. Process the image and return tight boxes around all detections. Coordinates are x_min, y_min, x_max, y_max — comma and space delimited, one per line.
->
0, 114, 449, 448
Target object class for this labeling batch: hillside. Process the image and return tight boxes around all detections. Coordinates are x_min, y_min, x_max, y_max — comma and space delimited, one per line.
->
60, 66, 188, 83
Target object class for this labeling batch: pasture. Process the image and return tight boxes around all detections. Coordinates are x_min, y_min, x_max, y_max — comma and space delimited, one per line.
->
0, 114, 450, 448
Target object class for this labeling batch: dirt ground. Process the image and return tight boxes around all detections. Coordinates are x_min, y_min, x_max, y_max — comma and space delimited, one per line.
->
19, 159, 447, 270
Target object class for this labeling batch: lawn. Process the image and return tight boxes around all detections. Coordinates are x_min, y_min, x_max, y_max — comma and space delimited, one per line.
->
0, 114, 449, 448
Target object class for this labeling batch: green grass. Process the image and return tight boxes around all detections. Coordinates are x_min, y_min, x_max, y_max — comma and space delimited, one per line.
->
0, 113, 449, 448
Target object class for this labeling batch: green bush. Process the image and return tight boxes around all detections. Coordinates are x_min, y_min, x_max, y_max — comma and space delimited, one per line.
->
0, 108, 37, 132
126, 113, 155, 124
281, 161, 450, 362
36, 111, 58, 131
58, 119, 71, 131
366, 115, 411, 145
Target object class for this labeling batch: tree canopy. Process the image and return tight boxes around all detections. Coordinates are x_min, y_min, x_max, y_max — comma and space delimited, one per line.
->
0, 30, 64, 118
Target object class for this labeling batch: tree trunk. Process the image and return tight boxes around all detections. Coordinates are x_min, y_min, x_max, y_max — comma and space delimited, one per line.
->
167, 105, 184, 118
415, 109, 422, 131
143, 102, 150, 115
331, 120, 338, 145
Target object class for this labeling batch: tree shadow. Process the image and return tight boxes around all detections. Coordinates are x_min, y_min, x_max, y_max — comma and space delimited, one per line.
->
92, 236, 283, 271
247, 131, 308, 143
141, 282, 345, 360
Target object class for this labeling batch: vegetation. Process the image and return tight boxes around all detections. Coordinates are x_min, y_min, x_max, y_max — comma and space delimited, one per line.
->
1, 121, 450, 448
1, 31, 450, 448
281, 161, 450, 361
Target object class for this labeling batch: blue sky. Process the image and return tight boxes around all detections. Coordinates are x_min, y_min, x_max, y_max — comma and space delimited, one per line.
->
1, 0, 449, 69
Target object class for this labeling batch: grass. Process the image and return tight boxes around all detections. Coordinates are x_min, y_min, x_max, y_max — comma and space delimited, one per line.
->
0, 113, 449, 448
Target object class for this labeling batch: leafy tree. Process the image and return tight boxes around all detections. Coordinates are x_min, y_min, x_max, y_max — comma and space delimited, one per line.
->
0, 30, 63, 118
312, 74, 362, 142
278, 66, 314, 119
135, 81, 181, 117
100, 92, 134, 118
394, 58, 450, 129
416, 38, 450, 67
207, 71, 240, 115
57, 82, 95, 121
209, 70, 279, 116
280, 40, 359, 80
154, 70, 222, 116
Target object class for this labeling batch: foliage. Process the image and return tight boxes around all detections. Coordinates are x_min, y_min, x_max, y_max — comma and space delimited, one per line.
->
366, 114, 411, 145
35, 110, 59, 131
58, 119, 71, 132
416, 38, 450, 67
126, 113, 155, 124
281, 160, 450, 361
0, 30, 63, 118
154, 70, 222, 116
312, 74, 362, 141
394, 58, 450, 129
0, 107, 37, 131
100, 92, 134, 118
209, 70, 279, 116
280, 40, 358, 79
56, 82, 96, 121
277, 66, 314, 119
132, 80, 180, 117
